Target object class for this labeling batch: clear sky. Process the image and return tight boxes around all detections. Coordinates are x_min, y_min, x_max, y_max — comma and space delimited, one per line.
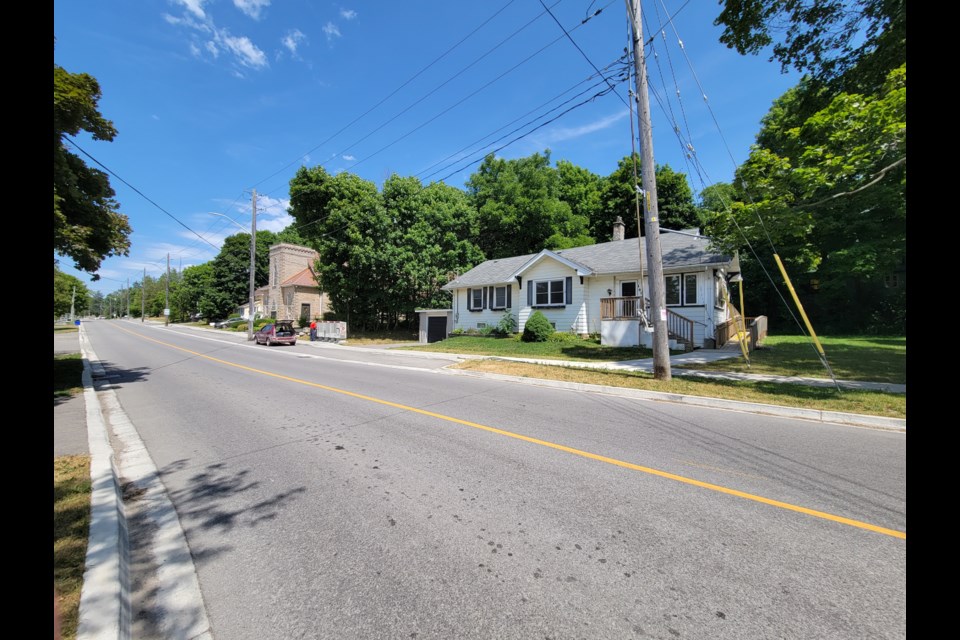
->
54, 0, 802, 296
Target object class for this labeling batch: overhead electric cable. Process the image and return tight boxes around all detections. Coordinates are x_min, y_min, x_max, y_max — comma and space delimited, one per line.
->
419, 60, 628, 181
435, 76, 627, 183
342, 4, 617, 174
250, 0, 522, 191
64, 138, 219, 250
538, 0, 630, 108
415, 54, 627, 179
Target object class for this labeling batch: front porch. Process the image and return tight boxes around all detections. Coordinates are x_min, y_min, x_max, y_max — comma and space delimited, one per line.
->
598, 296, 766, 352
600, 296, 696, 351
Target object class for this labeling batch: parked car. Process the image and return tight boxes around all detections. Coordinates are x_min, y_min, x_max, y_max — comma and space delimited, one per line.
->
214, 316, 245, 329
255, 320, 298, 346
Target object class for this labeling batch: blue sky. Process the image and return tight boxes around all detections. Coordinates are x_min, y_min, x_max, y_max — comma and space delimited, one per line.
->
54, 0, 802, 296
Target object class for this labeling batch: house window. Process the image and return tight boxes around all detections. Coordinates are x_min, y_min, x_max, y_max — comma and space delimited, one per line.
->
665, 273, 700, 306
535, 279, 565, 306
469, 288, 483, 311
665, 275, 681, 306
477, 323, 486, 329
492, 285, 508, 310
684, 274, 699, 305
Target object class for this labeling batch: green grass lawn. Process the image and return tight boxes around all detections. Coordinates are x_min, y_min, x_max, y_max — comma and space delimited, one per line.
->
54, 455, 91, 640
675, 335, 906, 384
54, 342, 91, 639
456, 360, 906, 419
401, 335, 659, 362
54, 354, 84, 399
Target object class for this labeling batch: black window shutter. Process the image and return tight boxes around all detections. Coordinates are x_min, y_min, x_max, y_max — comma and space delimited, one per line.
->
467, 288, 473, 310
565, 276, 573, 305
507, 285, 512, 309
527, 283, 533, 306
482, 286, 488, 309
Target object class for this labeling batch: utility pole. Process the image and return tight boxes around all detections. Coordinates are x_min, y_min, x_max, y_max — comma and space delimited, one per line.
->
247, 189, 257, 341
626, 0, 671, 380
127, 277, 131, 318
142, 267, 146, 322
69, 286, 76, 322
165, 253, 170, 327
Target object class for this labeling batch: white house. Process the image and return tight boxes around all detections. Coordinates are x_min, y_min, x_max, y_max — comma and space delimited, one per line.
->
441, 219, 742, 350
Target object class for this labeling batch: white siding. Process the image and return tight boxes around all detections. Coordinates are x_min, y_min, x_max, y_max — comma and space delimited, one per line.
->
452, 285, 518, 331
517, 259, 583, 334
602, 320, 640, 347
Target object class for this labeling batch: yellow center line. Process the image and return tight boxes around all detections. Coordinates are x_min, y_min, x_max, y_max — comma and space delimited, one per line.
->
122, 325, 907, 540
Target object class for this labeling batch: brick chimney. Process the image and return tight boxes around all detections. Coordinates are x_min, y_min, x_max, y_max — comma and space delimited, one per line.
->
612, 216, 625, 241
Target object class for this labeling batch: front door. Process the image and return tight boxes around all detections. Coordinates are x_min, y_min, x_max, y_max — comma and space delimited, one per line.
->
620, 281, 638, 317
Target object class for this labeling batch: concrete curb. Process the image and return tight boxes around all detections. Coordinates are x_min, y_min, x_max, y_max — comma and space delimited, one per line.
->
76, 330, 131, 640
445, 368, 906, 432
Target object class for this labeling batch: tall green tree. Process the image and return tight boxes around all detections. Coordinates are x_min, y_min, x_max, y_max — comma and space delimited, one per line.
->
288, 166, 388, 330
383, 176, 486, 322
180, 264, 216, 321
467, 151, 592, 258
205, 230, 278, 320
597, 156, 702, 239
715, 0, 905, 93
54, 267, 91, 317
708, 64, 905, 332
556, 159, 603, 238
54, 63, 132, 277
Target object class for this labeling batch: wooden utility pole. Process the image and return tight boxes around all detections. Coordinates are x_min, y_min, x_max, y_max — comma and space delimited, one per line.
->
625, 0, 671, 380
247, 190, 257, 341
165, 253, 170, 326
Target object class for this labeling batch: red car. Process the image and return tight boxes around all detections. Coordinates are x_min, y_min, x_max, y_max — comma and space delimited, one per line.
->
254, 321, 298, 346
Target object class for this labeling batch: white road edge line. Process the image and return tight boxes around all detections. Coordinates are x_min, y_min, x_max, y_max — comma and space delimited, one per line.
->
80, 325, 214, 640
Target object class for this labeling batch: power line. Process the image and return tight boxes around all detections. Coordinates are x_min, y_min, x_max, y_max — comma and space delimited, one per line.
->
435, 74, 628, 183
417, 58, 627, 181
249, 0, 526, 194
338, 1, 618, 178
63, 138, 220, 250
421, 59, 629, 182
538, 0, 629, 109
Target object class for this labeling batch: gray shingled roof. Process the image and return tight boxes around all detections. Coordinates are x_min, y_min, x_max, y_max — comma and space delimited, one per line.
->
443, 231, 733, 289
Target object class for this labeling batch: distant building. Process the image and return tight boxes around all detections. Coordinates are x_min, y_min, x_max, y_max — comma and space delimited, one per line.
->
240, 243, 328, 326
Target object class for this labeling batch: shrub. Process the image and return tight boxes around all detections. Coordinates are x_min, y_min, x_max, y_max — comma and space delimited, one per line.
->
495, 310, 517, 336
547, 331, 580, 343
522, 311, 554, 342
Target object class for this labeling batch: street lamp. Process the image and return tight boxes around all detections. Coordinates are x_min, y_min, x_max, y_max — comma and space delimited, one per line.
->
210, 206, 257, 341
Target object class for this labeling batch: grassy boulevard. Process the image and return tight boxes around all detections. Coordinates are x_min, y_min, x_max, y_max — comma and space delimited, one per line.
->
404, 334, 906, 419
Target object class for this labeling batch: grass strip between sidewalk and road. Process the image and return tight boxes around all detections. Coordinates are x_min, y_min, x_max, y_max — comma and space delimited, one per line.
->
54, 454, 92, 640
54, 354, 84, 399
453, 360, 906, 419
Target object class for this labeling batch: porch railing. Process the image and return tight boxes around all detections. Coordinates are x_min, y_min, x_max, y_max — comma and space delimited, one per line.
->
715, 313, 768, 351
601, 297, 695, 351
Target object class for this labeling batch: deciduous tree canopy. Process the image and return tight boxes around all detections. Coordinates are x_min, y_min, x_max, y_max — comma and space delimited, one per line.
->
54, 63, 132, 277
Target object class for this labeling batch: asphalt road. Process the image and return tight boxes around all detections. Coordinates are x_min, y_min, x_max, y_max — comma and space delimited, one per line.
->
83, 319, 906, 640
